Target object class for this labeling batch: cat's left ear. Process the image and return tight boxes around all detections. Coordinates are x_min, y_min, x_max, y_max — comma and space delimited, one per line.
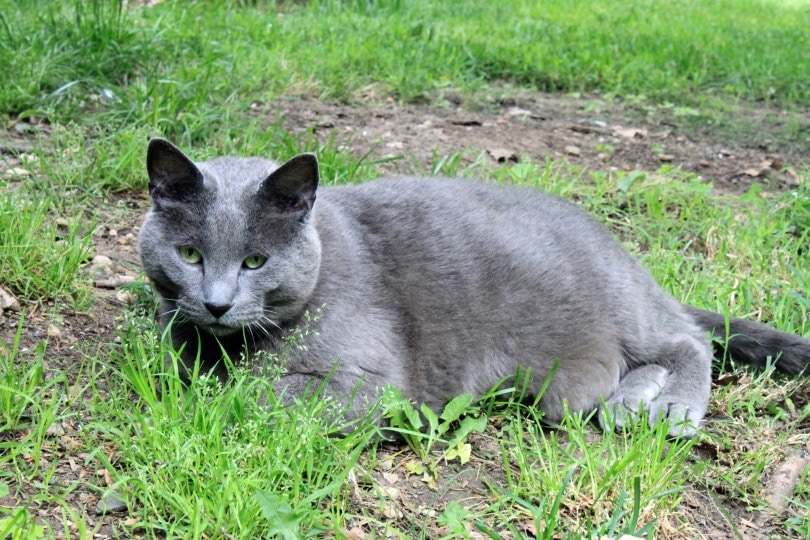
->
259, 153, 319, 220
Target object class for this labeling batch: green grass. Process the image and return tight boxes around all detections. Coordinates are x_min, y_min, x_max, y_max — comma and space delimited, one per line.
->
1, 0, 809, 538
2, 0, 809, 141
1, 313, 69, 539
91, 309, 375, 538
0, 190, 92, 308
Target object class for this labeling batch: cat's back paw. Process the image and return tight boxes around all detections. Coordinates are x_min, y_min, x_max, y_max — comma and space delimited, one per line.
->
598, 364, 701, 438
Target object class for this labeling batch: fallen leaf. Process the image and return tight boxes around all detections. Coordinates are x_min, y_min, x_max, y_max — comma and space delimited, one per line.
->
60, 435, 83, 451
506, 107, 533, 117
522, 520, 538, 536
488, 147, 517, 163
343, 527, 366, 540
740, 160, 774, 177
95, 275, 137, 289
382, 472, 400, 484
613, 127, 648, 139
785, 168, 802, 186
96, 468, 113, 486
0, 285, 20, 311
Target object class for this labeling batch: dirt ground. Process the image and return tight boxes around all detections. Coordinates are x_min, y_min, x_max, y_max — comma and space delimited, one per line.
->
267, 92, 808, 192
1, 92, 808, 538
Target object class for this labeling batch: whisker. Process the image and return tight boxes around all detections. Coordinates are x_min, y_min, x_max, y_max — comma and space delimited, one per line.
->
245, 324, 259, 350
253, 319, 273, 339
260, 315, 282, 332
158, 307, 180, 319
261, 308, 282, 331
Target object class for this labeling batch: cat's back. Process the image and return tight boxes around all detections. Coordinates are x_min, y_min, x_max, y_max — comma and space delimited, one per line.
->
319, 176, 619, 260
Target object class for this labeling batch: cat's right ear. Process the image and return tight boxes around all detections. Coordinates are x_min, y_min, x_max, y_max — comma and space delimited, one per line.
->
146, 138, 204, 205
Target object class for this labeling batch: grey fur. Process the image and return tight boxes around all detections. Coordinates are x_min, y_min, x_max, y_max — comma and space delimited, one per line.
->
138, 138, 810, 438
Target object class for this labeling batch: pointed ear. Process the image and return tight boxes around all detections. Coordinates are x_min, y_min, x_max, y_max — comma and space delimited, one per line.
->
259, 153, 319, 219
146, 137, 204, 204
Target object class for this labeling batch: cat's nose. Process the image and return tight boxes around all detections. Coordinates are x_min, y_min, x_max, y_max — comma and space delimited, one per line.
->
204, 302, 232, 319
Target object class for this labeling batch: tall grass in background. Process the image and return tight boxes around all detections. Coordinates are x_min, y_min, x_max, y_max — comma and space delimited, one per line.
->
1, 0, 808, 142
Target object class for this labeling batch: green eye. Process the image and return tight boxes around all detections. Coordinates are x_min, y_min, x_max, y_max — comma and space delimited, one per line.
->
243, 254, 267, 269
178, 246, 202, 264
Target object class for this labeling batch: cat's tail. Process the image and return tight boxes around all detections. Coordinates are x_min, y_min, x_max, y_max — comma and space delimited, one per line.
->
685, 306, 810, 375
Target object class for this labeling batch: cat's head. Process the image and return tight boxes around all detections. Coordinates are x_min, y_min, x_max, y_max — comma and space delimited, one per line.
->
138, 138, 322, 336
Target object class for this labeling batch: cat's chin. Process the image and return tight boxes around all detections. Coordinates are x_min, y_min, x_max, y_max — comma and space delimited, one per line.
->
202, 323, 243, 337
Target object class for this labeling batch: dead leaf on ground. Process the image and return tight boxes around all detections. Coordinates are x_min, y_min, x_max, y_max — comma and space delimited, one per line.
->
343, 527, 366, 540
521, 520, 538, 536
97, 468, 113, 486
785, 168, 802, 185
60, 435, 83, 451
0, 285, 21, 311
94, 275, 137, 289
381, 472, 400, 484
613, 127, 648, 139
488, 147, 518, 163
506, 106, 534, 117
740, 160, 775, 177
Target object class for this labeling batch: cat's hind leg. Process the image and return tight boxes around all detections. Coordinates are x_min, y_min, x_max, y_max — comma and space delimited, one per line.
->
599, 333, 712, 438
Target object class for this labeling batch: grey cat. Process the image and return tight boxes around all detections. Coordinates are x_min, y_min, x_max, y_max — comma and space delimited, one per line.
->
138, 138, 810, 438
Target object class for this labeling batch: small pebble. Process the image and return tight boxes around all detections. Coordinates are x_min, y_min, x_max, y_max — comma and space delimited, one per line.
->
96, 492, 128, 514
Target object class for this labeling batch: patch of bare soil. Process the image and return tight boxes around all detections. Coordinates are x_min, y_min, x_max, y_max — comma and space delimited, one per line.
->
1, 92, 808, 538
268, 93, 808, 193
